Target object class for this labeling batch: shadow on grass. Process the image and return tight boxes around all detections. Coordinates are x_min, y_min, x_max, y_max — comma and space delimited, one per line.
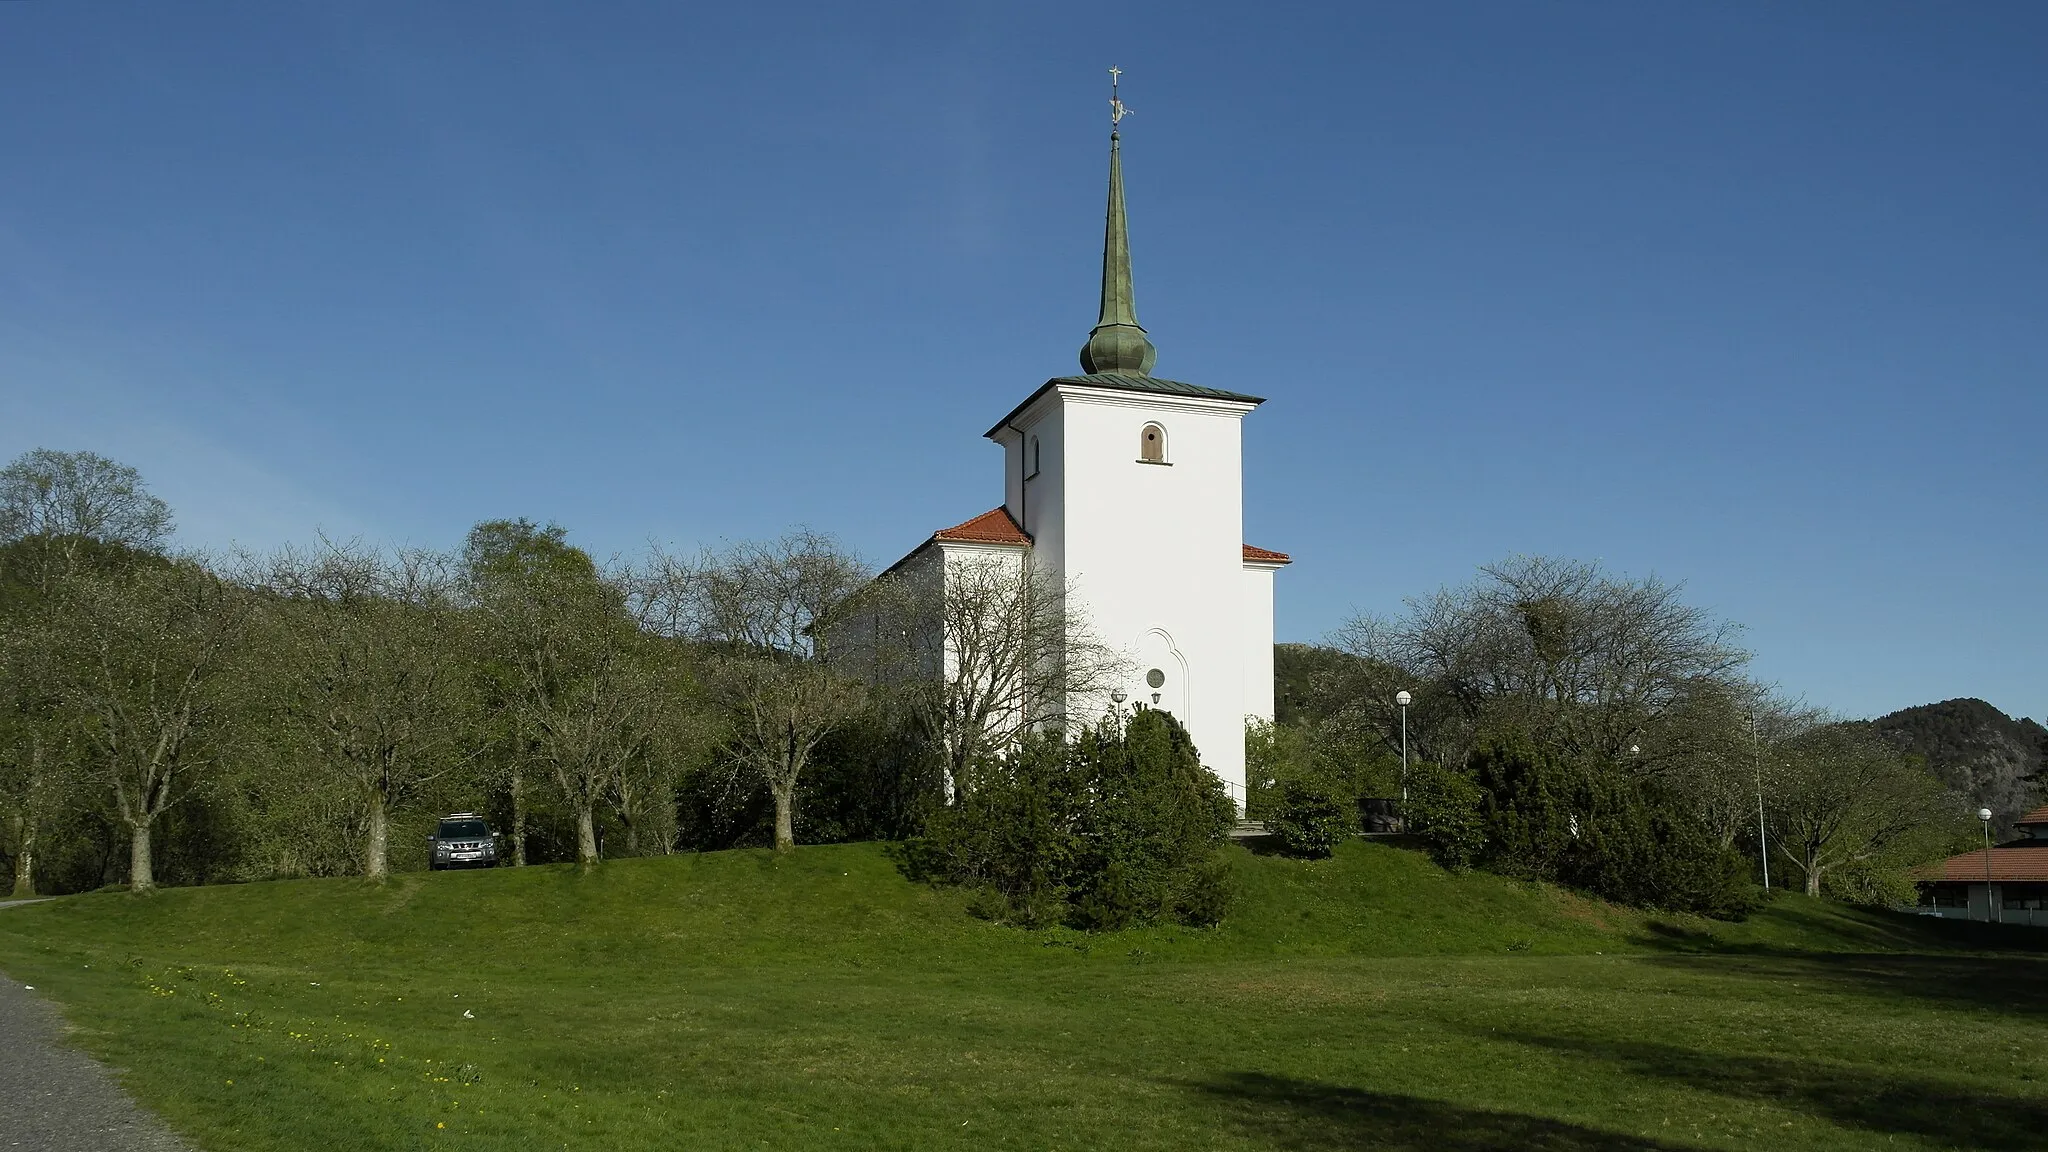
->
1643, 949, 2048, 1024
1496, 1031, 2048, 1151
1184, 1072, 1690, 1151
1632, 899, 2048, 957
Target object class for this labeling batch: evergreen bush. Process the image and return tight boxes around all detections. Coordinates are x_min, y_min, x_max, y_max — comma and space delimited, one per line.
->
908, 710, 1235, 929
1403, 760, 1486, 869
1471, 734, 1761, 919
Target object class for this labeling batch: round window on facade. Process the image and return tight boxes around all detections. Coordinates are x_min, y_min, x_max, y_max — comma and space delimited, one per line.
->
1145, 668, 1166, 689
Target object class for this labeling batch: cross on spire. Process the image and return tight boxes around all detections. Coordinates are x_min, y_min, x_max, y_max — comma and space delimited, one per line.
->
1108, 66, 1130, 129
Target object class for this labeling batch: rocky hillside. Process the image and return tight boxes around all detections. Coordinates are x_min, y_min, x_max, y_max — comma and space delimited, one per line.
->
1870, 698, 2046, 833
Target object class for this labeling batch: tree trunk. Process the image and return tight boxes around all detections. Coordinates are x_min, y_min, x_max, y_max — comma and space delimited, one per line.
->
365, 795, 389, 880
510, 769, 527, 867
576, 803, 598, 865
9, 813, 33, 898
771, 782, 795, 853
1804, 860, 1822, 898
129, 822, 154, 893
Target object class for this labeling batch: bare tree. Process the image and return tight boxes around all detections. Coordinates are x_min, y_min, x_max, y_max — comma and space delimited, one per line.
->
54, 561, 251, 891
642, 531, 869, 852
260, 540, 473, 880
1332, 556, 1750, 770
850, 552, 1124, 795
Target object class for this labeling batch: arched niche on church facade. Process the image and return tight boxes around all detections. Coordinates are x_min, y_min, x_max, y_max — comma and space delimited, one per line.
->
1134, 627, 1190, 718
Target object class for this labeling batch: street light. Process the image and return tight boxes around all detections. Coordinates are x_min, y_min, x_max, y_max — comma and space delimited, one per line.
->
1750, 715, 1769, 891
1395, 690, 1412, 803
1979, 807, 1998, 924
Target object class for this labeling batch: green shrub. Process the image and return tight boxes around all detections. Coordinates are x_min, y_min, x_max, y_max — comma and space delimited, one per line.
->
909, 710, 1235, 929
1404, 760, 1486, 869
1245, 718, 1358, 858
1471, 734, 1761, 919
1268, 775, 1352, 858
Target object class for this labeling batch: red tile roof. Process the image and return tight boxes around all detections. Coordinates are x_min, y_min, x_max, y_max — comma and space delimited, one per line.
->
931, 507, 1032, 546
1920, 847, 2048, 883
2017, 805, 2048, 827
1243, 544, 1291, 565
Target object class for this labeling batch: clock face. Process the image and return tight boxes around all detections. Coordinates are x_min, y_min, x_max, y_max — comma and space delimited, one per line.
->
1145, 668, 1166, 689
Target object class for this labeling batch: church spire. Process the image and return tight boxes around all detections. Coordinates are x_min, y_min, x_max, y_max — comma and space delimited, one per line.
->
1080, 67, 1157, 377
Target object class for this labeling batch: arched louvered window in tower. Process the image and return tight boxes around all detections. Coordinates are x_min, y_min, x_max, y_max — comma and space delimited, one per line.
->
1139, 422, 1167, 464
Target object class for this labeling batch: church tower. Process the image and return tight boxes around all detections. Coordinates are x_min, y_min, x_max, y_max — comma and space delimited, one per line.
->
975, 74, 1287, 808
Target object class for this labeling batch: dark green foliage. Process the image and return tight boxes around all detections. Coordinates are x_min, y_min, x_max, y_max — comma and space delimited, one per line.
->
798, 703, 942, 844
1403, 760, 1486, 869
1472, 734, 1761, 919
910, 710, 1235, 929
1266, 774, 1351, 858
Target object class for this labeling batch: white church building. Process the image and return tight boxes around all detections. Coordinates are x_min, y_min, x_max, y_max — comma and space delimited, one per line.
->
871, 111, 1287, 809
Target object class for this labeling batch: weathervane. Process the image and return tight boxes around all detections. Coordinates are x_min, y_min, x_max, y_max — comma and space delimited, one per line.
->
1108, 66, 1130, 130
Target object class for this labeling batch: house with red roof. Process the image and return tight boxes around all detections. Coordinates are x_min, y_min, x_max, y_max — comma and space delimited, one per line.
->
1916, 804, 2048, 924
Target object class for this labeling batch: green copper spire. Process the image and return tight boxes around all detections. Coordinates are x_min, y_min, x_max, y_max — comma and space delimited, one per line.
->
1080, 72, 1156, 376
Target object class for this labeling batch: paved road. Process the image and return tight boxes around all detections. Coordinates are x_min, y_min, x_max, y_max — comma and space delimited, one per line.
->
0, 903, 195, 1151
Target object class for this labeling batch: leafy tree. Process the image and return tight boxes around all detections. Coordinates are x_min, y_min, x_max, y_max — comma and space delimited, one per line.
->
1768, 723, 1962, 898
0, 449, 174, 596
482, 561, 670, 866
460, 519, 600, 865
51, 561, 253, 891
0, 606, 78, 896
260, 540, 474, 880
1245, 719, 1354, 858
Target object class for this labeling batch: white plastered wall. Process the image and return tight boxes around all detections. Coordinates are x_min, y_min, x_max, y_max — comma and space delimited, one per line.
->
1001, 383, 1257, 807
1241, 563, 1279, 725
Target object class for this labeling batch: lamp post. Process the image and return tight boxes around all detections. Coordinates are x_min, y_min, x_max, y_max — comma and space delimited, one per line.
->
1979, 807, 1997, 923
1751, 715, 1769, 891
1395, 690, 1412, 803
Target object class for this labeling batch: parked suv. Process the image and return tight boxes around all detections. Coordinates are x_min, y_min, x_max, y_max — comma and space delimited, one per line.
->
427, 813, 500, 871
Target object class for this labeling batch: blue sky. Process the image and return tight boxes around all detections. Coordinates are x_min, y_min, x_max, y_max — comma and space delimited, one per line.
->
3, 2, 2043, 722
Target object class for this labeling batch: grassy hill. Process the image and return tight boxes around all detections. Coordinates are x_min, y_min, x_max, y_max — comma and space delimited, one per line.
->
1, 840, 2044, 1151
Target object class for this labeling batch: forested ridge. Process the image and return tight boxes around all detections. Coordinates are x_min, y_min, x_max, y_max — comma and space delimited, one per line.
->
1868, 698, 2046, 831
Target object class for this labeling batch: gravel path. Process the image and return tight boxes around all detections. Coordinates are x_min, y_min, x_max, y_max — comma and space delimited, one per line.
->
0, 904, 196, 1151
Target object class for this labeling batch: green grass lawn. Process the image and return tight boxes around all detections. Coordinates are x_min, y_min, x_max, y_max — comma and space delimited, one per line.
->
2, 839, 2045, 1151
